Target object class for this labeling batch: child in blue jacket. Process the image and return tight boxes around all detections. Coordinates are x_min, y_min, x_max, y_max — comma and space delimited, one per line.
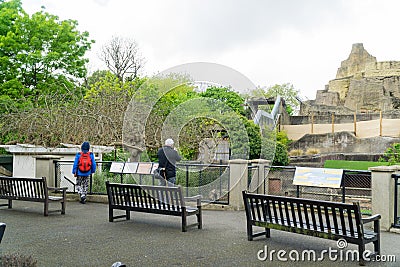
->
72, 141, 96, 204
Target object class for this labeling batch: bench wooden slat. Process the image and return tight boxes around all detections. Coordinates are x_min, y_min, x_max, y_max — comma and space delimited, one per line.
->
323, 205, 331, 233
310, 204, 317, 231
243, 191, 381, 266
348, 207, 355, 237
338, 206, 346, 235
317, 205, 324, 232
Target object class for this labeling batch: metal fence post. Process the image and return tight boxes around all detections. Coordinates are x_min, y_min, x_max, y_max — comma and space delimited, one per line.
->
185, 165, 189, 197
393, 174, 399, 228
54, 161, 59, 187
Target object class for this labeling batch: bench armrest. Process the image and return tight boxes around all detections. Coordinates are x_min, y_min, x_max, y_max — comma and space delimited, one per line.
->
184, 195, 202, 206
362, 214, 381, 224
362, 214, 381, 233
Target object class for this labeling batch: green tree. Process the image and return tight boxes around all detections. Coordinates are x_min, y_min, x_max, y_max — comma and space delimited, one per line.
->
379, 143, 400, 165
265, 83, 300, 115
84, 70, 111, 88
247, 83, 300, 115
200, 86, 246, 116
0, 0, 94, 108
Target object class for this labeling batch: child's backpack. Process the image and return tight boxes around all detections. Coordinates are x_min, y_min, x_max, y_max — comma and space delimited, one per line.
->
78, 152, 92, 172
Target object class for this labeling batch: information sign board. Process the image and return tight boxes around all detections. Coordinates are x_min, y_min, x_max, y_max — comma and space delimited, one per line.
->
293, 167, 343, 188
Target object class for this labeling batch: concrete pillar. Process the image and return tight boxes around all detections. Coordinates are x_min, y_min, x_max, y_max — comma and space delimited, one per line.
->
228, 159, 248, 210
35, 155, 63, 187
13, 155, 35, 177
369, 165, 400, 231
249, 159, 271, 194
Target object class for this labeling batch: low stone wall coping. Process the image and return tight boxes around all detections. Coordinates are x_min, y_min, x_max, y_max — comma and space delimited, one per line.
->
369, 165, 400, 172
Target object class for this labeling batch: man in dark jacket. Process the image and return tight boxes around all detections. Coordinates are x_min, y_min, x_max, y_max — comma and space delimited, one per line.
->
157, 138, 181, 185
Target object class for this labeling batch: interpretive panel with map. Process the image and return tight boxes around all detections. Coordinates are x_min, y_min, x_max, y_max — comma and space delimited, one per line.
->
293, 167, 344, 188
109, 162, 138, 174
109, 162, 125, 173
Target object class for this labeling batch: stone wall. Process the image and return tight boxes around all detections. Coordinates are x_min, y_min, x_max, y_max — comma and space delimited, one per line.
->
288, 131, 400, 154
287, 112, 400, 125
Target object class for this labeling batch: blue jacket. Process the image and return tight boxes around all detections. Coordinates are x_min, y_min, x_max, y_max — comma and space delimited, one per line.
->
72, 152, 96, 177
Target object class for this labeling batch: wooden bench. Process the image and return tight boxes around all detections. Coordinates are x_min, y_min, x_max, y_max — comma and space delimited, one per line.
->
242, 191, 381, 265
0, 176, 67, 216
106, 181, 202, 232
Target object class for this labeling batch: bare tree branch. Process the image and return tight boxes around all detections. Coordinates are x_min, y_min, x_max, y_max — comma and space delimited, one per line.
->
99, 36, 145, 81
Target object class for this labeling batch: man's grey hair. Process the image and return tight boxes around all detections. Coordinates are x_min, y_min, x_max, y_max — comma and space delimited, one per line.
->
165, 138, 174, 146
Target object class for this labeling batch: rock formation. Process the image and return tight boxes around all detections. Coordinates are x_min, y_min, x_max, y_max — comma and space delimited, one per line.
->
300, 43, 400, 115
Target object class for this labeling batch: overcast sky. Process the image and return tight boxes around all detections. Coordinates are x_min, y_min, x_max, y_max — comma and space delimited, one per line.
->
22, 0, 400, 99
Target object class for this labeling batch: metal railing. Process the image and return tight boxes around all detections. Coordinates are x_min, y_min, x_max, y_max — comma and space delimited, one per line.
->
54, 160, 230, 205
392, 174, 400, 228
262, 166, 372, 214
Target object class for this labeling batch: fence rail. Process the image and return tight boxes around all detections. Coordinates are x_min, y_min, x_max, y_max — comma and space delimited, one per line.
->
55, 159, 373, 211
282, 113, 400, 140
54, 160, 230, 205
263, 166, 372, 215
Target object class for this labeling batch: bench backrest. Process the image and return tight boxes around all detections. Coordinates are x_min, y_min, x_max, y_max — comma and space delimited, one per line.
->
243, 191, 363, 238
106, 181, 185, 212
0, 176, 48, 200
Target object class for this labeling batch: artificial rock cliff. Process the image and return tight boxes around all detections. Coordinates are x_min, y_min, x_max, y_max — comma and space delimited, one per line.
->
300, 43, 400, 115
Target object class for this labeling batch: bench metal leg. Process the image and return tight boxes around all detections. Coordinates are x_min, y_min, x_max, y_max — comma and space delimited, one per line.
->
373, 220, 380, 255
358, 244, 366, 266
109, 208, 114, 222
247, 223, 253, 241
61, 201, 66, 215
44, 201, 49, 216
197, 209, 202, 229
182, 214, 187, 232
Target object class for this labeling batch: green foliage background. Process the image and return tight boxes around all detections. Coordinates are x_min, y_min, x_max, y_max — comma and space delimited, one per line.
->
0, 1, 290, 165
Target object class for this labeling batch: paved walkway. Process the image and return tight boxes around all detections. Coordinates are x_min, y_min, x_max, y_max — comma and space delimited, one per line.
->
0, 200, 399, 267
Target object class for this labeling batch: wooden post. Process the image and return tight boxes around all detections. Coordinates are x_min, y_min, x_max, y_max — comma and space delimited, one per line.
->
354, 112, 357, 136
311, 112, 314, 134
380, 111, 382, 136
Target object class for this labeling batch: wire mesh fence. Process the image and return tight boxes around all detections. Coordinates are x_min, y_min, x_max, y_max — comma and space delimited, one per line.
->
263, 166, 372, 215
55, 160, 230, 205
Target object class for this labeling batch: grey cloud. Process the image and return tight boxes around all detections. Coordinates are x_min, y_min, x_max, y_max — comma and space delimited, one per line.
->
152, 0, 350, 56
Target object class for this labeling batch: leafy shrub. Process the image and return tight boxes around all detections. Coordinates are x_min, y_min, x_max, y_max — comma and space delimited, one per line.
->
273, 142, 289, 166
379, 143, 400, 165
